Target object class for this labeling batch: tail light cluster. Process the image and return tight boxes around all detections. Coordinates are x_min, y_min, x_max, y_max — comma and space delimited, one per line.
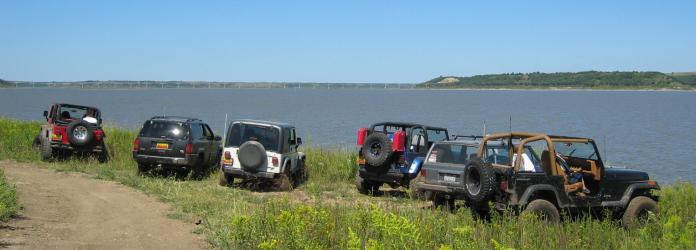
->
185, 143, 193, 155
272, 156, 279, 167
51, 125, 66, 141
94, 130, 104, 142
133, 138, 141, 152
500, 180, 509, 191
223, 151, 234, 165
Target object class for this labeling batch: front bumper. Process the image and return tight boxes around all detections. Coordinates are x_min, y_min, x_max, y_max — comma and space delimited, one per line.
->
222, 165, 276, 179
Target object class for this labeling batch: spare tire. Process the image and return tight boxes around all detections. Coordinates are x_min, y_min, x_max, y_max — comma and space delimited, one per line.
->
67, 120, 95, 147
463, 157, 497, 203
361, 133, 393, 167
238, 141, 267, 172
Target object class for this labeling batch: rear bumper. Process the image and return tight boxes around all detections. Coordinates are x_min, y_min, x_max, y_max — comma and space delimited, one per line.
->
222, 166, 276, 179
50, 141, 104, 152
417, 182, 467, 195
133, 154, 192, 166
358, 165, 406, 184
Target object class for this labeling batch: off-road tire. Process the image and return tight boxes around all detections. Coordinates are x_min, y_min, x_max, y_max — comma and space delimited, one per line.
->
409, 177, 425, 200
190, 154, 208, 179
361, 133, 393, 167
137, 163, 150, 176
463, 158, 496, 204
522, 199, 560, 223
40, 137, 54, 161
218, 170, 234, 187
356, 172, 379, 195
67, 120, 95, 147
238, 141, 267, 172
432, 195, 456, 212
33, 134, 41, 148
275, 172, 294, 191
622, 196, 657, 229
97, 145, 109, 163
293, 162, 307, 187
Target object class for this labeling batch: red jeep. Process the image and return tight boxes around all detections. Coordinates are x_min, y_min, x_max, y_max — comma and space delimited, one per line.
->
34, 103, 109, 162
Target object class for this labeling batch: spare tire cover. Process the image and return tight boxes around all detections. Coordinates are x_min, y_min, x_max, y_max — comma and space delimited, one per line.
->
67, 120, 95, 147
238, 141, 267, 172
361, 132, 393, 167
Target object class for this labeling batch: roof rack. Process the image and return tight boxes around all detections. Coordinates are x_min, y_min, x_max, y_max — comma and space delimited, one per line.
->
452, 135, 484, 140
149, 116, 201, 122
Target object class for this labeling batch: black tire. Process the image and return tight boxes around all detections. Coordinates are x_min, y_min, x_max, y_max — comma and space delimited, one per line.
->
67, 121, 95, 147
40, 137, 54, 161
97, 145, 109, 163
463, 158, 496, 204
218, 169, 234, 187
190, 154, 208, 179
522, 199, 560, 223
238, 141, 267, 172
293, 161, 306, 187
433, 195, 456, 212
409, 177, 425, 200
356, 172, 379, 195
137, 163, 150, 176
361, 133, 393, 167
622, 196, 658, 229
33, 134, 41, 148
275, 168, 294, 191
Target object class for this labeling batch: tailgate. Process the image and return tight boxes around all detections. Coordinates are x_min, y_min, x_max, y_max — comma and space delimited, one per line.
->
139, 137, 186, 158
422, 162, 466, 186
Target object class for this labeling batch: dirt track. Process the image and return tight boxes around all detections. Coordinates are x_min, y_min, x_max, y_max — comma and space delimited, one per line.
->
0, 161, 206, 249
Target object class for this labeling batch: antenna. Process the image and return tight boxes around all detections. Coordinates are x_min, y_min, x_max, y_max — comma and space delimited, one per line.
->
483, 120, 487, 136
509, 115, 512, 132
222, 113, 228, 146
603, 135, 607, 161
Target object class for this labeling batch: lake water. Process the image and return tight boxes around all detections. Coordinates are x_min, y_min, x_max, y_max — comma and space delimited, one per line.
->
1, 88, 694, 184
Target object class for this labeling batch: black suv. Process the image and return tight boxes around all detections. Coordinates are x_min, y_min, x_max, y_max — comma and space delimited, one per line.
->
132, 116, 222, 177
355, 122, 449, 195
415, 132, 660, 228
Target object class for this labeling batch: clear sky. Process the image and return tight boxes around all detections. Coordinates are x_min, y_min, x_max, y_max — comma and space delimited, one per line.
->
1, 1, 695, 83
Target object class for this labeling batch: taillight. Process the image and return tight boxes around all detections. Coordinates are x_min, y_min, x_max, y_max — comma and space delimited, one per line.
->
224, 151, 231, 160
272, 157, 279, 167
500, 180, 509, 190
393, 130, 405, 152
357, 128, 368, 146
185, 143, 193, 154
95, 130, 104, 142
133, 138, 140, 152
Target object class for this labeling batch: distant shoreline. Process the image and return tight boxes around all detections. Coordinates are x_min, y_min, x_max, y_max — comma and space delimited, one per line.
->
1, 86, 694, 92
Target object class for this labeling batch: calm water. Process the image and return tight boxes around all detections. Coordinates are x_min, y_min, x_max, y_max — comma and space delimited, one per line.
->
1, 88, 694, 184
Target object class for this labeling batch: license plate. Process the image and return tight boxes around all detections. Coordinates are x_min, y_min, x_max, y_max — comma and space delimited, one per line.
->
155, 143, 169, 150
443, 175, 456, 182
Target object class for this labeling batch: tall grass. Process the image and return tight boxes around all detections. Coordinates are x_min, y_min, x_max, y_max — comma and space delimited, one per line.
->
0, 168, 18, 221
0, 118, 695, 249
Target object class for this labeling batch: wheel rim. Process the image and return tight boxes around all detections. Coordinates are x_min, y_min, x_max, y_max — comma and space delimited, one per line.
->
466, 168, 481, 196
369, 142, 382, 157
73, 126, 88, 141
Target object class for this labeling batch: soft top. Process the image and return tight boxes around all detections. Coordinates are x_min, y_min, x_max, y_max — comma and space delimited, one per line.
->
369, 121, 447, 131
231, 119, 295, 129
56, 103, 100, 111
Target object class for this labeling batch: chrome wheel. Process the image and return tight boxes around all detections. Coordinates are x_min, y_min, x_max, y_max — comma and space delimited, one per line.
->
73, 126, 88, 141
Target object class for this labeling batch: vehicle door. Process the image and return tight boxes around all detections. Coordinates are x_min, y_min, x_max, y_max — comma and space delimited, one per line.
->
406, 126, 428, 163
189, 123, 208, 161
201, 123, 218, 165
282, 128, 299, 172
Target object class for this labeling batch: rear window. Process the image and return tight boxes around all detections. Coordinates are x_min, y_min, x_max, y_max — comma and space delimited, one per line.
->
226, 123, 280, 152
140, 121, 188, 139
427, 129, 448, 142
427, 143, 476, 164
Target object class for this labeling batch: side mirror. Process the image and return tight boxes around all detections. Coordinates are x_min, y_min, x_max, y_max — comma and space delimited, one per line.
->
43, 110, 48, 118
296, 137, 302, 146
214, 135, 222, 141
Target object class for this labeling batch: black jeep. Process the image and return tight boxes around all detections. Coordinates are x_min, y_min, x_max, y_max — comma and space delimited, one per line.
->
417, 132, 660, 228
355, 122, 449, 195
34, 103, 109, 162
132, 116, 222, 177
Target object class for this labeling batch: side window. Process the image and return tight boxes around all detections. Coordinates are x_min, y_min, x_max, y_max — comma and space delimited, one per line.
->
202, 124, 213, 139
282, 129, 292, 153
190, 123, 204, 140
290, 129, 296, 144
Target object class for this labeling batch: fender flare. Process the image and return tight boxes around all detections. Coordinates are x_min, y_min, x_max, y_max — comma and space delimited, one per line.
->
518, 184, 564, 207
602, 182, 658, 207
281, 157, 292, 173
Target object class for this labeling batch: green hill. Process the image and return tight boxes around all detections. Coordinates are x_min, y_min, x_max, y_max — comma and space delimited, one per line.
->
418, 71, 691, 89
670, 72, 696, 85
0, 79, 12, 88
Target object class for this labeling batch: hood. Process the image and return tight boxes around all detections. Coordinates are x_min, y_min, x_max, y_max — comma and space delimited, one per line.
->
604, 167, 650, 182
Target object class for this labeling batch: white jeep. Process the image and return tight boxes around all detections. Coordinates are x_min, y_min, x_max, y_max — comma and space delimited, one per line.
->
218, 120, 306, 191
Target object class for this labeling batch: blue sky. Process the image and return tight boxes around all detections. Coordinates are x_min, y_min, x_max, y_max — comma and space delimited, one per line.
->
1, 1, 695, 83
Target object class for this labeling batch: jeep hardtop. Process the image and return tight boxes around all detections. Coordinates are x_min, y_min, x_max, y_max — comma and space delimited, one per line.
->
35, 103, 109, 162
219, 120, 306, 191
356, 122, 449, 195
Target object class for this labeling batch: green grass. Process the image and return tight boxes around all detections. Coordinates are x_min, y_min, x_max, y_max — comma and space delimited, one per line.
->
1, 118, 695, 249
0, 168, 18, 221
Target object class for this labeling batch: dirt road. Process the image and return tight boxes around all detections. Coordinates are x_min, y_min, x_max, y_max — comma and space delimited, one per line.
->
0, 161, 206, 249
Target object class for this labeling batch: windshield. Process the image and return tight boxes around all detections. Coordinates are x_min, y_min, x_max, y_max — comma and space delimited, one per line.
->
427, 143, 476, 164
226, 123, 280, 152
139, 121, 188, 139
427, 129, 448, 142
57, 105, 97, 121
554, 141, 598, 160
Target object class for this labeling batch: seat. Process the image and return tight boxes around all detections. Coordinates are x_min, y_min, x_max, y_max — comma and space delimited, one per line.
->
542, 150, 583, 194
61, 111, 71, 120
